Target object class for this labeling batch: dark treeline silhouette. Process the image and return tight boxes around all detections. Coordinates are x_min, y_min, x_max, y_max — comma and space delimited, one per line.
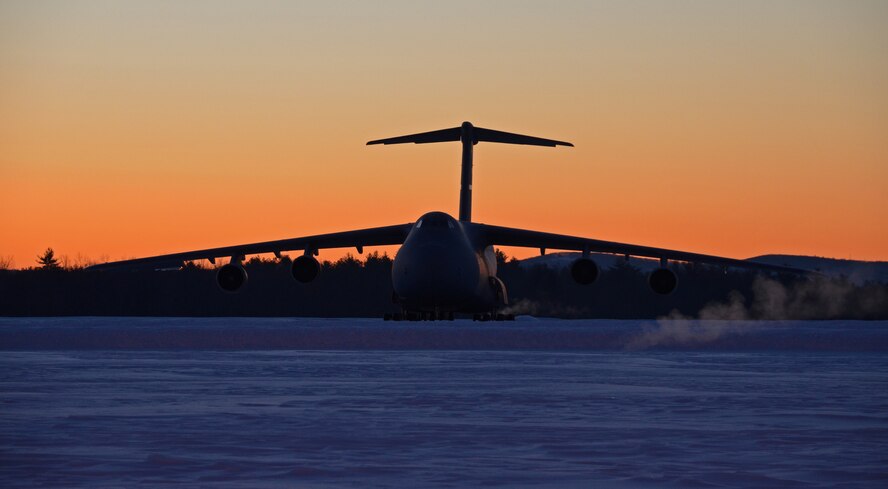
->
1, 251, 886, 319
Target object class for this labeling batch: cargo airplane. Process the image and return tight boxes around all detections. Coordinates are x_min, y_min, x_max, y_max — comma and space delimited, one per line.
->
89, 122, 806, 319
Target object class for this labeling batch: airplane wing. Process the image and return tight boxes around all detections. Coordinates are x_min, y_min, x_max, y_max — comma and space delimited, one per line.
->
87, 223, 414, 271
470, 222, 809, 274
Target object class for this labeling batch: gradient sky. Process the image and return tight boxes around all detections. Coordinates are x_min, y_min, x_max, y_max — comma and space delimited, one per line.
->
2, 0, 887, 268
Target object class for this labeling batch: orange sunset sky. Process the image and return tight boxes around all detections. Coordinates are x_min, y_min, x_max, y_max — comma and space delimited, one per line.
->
1, 1, 887, 268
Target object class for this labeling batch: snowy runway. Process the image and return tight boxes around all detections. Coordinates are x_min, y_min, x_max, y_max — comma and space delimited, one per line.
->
2, 318, 887, 487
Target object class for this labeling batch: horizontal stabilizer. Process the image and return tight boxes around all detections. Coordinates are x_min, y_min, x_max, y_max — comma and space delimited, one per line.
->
474, 127, 573, 147
367, 127, 461, 145
367, 122, 573, 147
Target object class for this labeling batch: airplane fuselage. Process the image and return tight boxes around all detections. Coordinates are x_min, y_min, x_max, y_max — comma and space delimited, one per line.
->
392, 211, 501, 313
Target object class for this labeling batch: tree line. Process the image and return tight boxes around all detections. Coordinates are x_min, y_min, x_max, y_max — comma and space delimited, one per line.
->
1, 249, 886, 319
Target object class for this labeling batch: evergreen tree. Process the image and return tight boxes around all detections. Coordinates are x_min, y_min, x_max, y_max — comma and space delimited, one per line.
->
37, 248, 61, 270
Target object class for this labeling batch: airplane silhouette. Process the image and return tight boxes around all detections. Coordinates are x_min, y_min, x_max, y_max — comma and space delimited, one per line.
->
89, 121, 806, 320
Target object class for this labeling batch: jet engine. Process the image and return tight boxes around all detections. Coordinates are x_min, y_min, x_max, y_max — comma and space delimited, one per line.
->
217, 263, 248, 292
291, 255, 320, 283
570, 258, 599, 285
648, 268, 678, 295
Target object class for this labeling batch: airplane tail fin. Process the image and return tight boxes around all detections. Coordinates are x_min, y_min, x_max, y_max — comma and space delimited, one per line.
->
367, 122, 572, 221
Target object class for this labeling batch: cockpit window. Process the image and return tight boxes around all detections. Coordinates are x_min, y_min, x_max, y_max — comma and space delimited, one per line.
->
424, 214, 448, 227
417, 213, 455, 229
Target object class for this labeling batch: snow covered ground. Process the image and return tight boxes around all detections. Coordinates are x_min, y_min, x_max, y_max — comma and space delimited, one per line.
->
2, 318, 887, 488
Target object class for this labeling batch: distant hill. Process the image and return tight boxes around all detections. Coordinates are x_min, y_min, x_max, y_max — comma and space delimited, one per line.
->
518, 252, 888, 284
749, 255, 888, 284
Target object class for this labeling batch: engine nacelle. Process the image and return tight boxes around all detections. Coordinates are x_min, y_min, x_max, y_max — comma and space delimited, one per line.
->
570, 258, 599, 285
217, 263, 248, 292
291, 255, 320, 283
649, 268, 678, 295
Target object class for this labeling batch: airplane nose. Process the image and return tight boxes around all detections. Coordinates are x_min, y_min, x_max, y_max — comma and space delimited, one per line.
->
393, 243, 476, 306
413, 243, 462, 287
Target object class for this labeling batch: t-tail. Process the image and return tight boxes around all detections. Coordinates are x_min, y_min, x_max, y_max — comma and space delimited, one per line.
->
367, 121, 573, 222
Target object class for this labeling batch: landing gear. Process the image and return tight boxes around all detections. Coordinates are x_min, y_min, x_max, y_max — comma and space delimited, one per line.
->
472, 313, 515, 322
385, 310, 512, 321
383, 311, 454, 321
